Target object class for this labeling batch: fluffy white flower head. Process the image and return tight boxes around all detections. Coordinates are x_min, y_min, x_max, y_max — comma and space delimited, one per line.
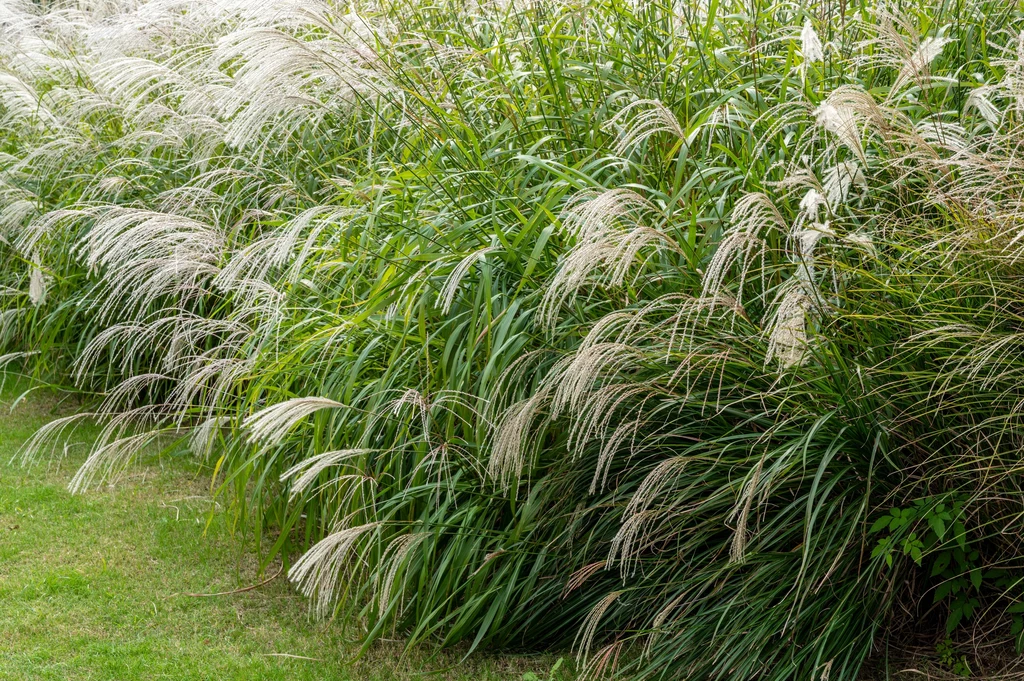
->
801, 20, 823, 63
799, 189, 827, 220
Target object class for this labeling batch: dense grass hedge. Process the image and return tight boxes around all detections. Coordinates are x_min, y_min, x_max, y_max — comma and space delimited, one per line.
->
4, 0, 1024, 677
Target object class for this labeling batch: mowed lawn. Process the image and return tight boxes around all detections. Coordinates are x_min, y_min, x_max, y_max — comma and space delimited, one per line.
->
0, 385, 561, 681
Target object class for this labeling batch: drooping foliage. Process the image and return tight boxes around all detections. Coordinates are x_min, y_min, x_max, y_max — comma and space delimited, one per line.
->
3, 0, 1024, 678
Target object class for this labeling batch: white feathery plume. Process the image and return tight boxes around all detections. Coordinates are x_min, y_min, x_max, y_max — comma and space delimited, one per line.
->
729, 455, 765, 564
93, 176, 132, 198
610, 454, 711, 577
212, 12, 392, 149
168, 356, 256, 418
821, 161, 867, 209
0, 72, 59, 130
690, 101, 739, 154
16, 413, 94, 464
550, 343, 644, 419
80, 207, 225, 311
437, 245, 501, 314
559, 188, 659, 242
11, 137, 93, 184
0, 196, 36, 232
540, 189, 678, 329
214, 205, 353, 293
0, 307, 24, 346
607, 509, 658, 578
800, 19, 823, 64
575, 590, 622, 666
156, 314, 252, 374
1010, 29, 1024, 115
61, 402, 169, 494
560, 380, 650, 470
701, 192, 787, 305
288, 522, 381, 619
921, 119, 969, 156
386, 388, 431, 435
376, 532, 431, 615
280, 449, 372, 499
539, 226, 674, 329
45, 86, 118, 127
624, 455, 691, 521
894, 36, 951, 92
98, 373, 170, 415
91, 55, 203, 119
488, 392, 549, 489
153, 179, 233, 220
284, 206, 355, 283
590, 415, 643, 495
814, 101, 865, 165
793, 221, 833, 264
764, 279, 814, 369
244, 396, 345, 447
604, 98, 685, 155
28, 249, 45, 307
0, 351, 37, 376
799, 189, 827, 223
68, 429, 164, 494
376, 389, 486, 450
189, 416, 231, 460
72, 321, 150, 385
965, 85, 1000, 128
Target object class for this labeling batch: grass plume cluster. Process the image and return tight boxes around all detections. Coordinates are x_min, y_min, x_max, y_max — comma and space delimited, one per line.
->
3, 0, 1024, 678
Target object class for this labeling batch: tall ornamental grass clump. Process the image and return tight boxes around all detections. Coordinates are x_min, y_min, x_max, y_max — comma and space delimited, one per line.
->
3, 0, 1024, 677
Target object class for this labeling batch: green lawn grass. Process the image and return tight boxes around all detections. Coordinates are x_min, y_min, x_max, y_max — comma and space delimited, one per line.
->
0, 384, 564, 680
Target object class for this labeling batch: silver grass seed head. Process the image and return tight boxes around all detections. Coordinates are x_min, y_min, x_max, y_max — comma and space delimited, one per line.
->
488, 392, 548, 489
604, 98, 684, 156
801, 19, 823, 64
965, 85, 1000, 128
822, 160, 868, 209
765, 280, 815, 370
288, 522, 382, 619
280, 449, 373, 499
794, 221, 833, 262
377, 532, 431, 615
729, 456, 765, 564
189, 416, 232, 460
28, 249, 45, 307
814, 101, 865, 165
437, 245, 501, 314
897, 36, 951, 90
244, 396, 344, 447
575, 590, 622, 666
799, 188, 827, 221
0, 197, 36, 232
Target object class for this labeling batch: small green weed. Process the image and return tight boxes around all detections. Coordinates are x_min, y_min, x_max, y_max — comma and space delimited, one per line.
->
935, 637, 971, 678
